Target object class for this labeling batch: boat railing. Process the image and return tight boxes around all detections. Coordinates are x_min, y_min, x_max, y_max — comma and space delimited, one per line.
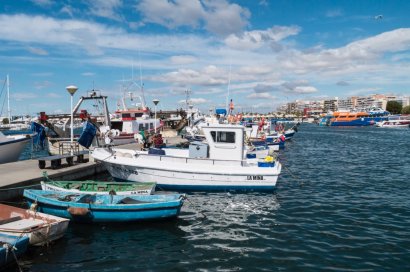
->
135, 152, 248, 167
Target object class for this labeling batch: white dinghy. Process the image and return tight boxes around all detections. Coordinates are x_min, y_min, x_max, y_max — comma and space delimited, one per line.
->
92, 124, 282, 192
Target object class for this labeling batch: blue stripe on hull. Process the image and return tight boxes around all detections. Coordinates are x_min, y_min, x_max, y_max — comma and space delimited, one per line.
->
26, 200, 181, 223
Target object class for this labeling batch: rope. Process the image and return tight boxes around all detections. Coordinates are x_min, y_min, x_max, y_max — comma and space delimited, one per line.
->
282, 164, 304, 186
0, 183, 40, 191
0, 200, 27, 205
155, 184, 207, 219
182, 194, 207, 219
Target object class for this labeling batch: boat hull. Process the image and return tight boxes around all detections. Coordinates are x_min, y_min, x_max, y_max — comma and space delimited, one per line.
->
24, 190, 184, 223
95, 150, 281, 192
0, 233, 29, 267
0, 137, 30, 164
0, 204, 69, 246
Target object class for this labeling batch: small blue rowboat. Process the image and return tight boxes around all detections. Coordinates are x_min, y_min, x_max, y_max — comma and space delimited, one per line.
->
23, 189, 185, 223
0, 233, 29, 268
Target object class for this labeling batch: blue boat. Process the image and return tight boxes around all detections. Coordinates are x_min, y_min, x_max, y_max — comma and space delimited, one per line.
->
24, 189, 185, 223
0, 233, 29, 268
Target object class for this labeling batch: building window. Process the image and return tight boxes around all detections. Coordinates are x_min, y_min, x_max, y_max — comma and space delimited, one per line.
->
210, 131, 235, 143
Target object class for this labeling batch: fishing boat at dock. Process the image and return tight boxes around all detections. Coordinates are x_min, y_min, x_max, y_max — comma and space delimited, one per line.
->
41, 171, 156, 195
91, 124, 282, 192
0, 131, 31, 164
0, 204, 69, 246
24, 189, 185, 223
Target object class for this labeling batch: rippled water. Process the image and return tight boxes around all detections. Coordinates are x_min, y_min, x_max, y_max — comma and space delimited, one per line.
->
11, 125, 410, 271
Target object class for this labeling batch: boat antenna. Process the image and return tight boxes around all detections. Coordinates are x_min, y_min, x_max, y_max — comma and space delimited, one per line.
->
138, 51, 146, 109
225, 62, 232, 115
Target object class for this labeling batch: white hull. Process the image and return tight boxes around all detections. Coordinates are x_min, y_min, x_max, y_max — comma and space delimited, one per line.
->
41, 182, 154, 195
92, 148, 281, 191
0, 135, 30, 164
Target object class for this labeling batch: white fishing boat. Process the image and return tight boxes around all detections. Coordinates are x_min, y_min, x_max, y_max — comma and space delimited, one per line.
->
92, 124, 282, 192
0, 131, 31, 164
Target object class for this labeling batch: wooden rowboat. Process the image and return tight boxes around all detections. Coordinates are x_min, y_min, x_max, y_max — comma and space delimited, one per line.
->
24, 189, 185, 223
0, 204, 69, 246
41, 171, 156, 195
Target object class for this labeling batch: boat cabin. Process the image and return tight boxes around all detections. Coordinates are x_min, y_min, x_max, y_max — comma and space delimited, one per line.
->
201, 124, 245, 161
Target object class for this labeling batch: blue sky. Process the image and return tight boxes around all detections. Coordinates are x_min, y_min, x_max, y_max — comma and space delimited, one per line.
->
0, 0, 410, 115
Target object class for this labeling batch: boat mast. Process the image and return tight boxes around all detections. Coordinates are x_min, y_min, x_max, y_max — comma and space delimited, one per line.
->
6, 74, 11, 122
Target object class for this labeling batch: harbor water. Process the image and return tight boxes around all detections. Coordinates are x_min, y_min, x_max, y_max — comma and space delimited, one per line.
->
11, 125, 410, 271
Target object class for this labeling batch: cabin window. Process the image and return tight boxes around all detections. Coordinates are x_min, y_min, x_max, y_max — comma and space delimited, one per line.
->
135, 113, 143, 118
138, 124, 144, 131
122, 113, 131, 118
210, 131, 236, 143
145, 124, 149, 130
150, 123, 153, 129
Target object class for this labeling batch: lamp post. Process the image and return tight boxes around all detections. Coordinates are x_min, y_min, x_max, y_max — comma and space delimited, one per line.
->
153, 99, 159, 134
66, 85, 78, 154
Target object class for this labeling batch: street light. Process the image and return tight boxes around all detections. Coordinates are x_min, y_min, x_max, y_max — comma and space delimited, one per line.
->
153, 99, 159, 134
66, 85, 78, 154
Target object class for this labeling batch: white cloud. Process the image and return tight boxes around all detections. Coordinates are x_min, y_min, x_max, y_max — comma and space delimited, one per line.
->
82, 72, 96, 76
170, 55, 198, 65
151, 66, 229, 86
280, 28, 410, 75
247, 92, 275, 99
34, 80, 53, 90
12, 92, 38, 101
85, 0, 123, 21
325, 9, 343, 18
27, 46, 48, 55
137, 0, 250, 36
47, 92, 61, 98
178, 97, 209, 104
293, 86, 318, 93
225, 26, 301, 50
30, 0, 53, 7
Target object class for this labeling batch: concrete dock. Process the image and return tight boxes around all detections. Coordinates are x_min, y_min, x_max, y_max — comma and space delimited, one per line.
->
0, 155, 106, 200
0, 136, 187, 201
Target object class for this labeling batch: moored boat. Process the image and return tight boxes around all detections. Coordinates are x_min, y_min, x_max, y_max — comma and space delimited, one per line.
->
0, 233, 29, 268
24, 189, 185, 223
41, 171, 156, 195
375, 115, 410, 128
0, 203, 69, 246
0, 131, 31, 164
329, 110, 389, 126
92, 124, 282, 192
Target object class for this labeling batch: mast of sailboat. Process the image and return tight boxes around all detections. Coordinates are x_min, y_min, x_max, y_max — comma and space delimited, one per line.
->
6, 74, 11, 122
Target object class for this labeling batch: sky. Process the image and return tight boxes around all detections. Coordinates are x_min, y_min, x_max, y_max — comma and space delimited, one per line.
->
0, 0, 410, 116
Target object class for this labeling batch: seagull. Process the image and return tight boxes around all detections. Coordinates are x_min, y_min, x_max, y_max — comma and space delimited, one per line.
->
374, 14, 383, 20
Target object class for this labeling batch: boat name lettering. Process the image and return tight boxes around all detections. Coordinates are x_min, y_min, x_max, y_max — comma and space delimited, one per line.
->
247, 175, 263, 180
112, 165, 138, 175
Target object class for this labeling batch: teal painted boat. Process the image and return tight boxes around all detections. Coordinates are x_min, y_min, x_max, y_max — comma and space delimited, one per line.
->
0, 233, 29, 268
24, 189, 185, 223
41, 172, 156, 195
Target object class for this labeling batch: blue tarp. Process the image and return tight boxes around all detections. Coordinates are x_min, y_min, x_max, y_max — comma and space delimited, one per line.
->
215, 109, 227, 115
30, 122, 46, 149
77, 121, 97, 148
